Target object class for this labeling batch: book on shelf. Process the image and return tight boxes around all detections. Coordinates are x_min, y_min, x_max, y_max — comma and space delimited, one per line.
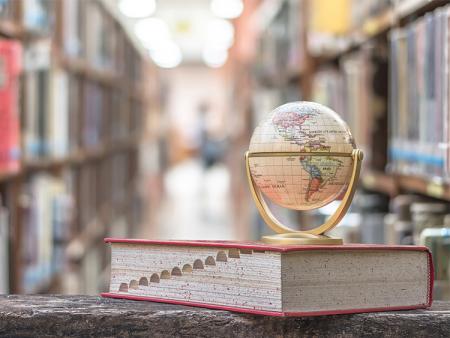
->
0, 39, 21, 174
68, 74, 81, 153
0, 0, 17, 22
312, 44, 388, 171
254, 0, 303, 83
307, 0, 351, 56
389, 6, 449, 179
83, 81, 104, 149
49, 66, 69, 157
307, 0, 392, 56
23, 39, 72, 160
84, 0, 117, 71
103, 239, 433, 316
61, 0, 83, 58
0, 196, 9, 293
22, 0, 53, 33
21, 172, 74, 292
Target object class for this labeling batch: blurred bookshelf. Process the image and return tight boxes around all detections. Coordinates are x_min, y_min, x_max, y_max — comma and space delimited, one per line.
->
0, 0, 158, 294
233, 0, 450, 299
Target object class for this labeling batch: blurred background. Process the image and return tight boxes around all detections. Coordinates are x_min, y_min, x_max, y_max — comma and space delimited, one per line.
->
0, 0, 449, 299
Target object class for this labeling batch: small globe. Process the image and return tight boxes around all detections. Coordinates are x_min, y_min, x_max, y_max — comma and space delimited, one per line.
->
248, 101, 356, 211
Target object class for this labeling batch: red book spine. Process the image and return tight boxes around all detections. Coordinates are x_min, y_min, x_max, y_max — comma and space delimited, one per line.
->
0, 39, 22, 174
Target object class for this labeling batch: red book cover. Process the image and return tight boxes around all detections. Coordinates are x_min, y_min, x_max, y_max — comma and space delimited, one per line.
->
0, 39, 21, 174
102, 238, 434, 317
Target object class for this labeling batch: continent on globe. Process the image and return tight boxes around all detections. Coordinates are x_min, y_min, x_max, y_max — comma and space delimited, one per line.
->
272, 107, 332, 152
300, 156, 344, 202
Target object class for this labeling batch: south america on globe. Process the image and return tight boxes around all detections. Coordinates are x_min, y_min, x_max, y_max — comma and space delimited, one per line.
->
248, 101, 356, 211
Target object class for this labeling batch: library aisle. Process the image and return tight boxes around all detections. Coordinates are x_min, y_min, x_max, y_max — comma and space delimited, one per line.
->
152, 158, 234, 240
0, 0, 449, 303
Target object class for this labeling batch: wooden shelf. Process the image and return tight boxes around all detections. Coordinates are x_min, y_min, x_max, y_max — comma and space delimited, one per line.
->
58, 55, 147, 101
23, 136, 139, 172
0, 21, 55, 41
0, 136, 140, 178
361, 170, 398, 197
0, 21, 22, 38
0, 169, 21, 183
313, 0, 448, 64
396, 174, 450, 200
362, 170, 450, 201
59, 56, 120, 87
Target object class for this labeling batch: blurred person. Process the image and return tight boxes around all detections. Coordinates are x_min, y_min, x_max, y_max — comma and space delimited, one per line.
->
198, 102, 227, 168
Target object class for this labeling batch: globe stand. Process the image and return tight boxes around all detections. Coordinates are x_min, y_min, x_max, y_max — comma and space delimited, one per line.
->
245, 149, 363, 245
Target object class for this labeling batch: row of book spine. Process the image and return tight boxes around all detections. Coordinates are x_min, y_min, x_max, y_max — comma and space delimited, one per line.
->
0, 0, 141, 80
61, 0, 142, 79
254, 0, 304, 84
311, 45, 388, 172
0, 36, 144, 167
22, 40, 142, 160
0, 0, 148, 293
389, 5, 450, 179
18, 149, 138, 293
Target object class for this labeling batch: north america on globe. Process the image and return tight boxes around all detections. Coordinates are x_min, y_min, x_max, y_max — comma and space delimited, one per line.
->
248, 101, 355, 211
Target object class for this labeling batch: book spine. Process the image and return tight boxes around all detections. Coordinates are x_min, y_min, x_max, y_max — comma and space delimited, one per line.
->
0, 199, 9, 293
0, 39, 22, 174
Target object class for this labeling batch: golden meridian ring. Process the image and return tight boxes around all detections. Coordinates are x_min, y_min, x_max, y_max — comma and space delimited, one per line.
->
245, 149, 363, 245
247, 151, 353, 158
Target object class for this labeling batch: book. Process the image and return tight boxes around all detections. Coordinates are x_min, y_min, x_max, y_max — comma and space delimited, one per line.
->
0, 0, 16, 22
48, 66, 69, 157
0, 39, 21, 174
61, 0, 83, 58
102, 239, 433, 316
22, 0, 53, 33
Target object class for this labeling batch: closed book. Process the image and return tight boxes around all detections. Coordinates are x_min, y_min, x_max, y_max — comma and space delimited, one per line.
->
102, 239, 433, 317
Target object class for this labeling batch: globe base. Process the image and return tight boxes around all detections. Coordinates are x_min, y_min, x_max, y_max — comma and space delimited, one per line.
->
261, 233, 343, 245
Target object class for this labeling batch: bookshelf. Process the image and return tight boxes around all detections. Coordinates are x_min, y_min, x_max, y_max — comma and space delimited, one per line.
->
239, 0, 450, 299
0, 0, 156, 294
248, 0, 450, 201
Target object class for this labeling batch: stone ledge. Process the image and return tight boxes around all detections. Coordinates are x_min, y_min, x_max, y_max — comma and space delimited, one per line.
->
0, 295, 449, 337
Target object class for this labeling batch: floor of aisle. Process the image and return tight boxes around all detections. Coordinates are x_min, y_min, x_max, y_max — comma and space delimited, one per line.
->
153, 158, 235, 240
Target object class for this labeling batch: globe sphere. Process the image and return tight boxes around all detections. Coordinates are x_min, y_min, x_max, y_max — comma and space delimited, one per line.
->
248, 101, 356, 211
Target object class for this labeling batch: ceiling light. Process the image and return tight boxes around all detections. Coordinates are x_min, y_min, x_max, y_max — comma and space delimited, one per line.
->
210, 0, 243, 19
202, 47, 228, 68
118, 0, 156, 18
135, 18, 170, 46
206, 19, 234, 49
150, 41, 182, 68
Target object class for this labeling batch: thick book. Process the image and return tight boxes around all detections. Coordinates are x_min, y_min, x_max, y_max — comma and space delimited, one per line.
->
102, 238, 433, 317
